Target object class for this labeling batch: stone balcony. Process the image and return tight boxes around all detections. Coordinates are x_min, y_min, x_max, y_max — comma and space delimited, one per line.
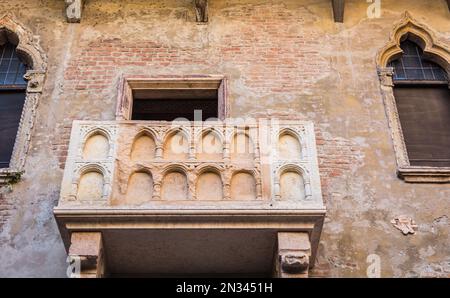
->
54, 119, 326, 277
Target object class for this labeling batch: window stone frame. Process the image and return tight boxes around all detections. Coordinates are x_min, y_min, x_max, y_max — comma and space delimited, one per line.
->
115, 75, 229, 121
376, 12, 450, 183
0, 14, 47, 186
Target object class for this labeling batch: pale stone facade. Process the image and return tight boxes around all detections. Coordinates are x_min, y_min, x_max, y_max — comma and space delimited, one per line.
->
0, 0, 449, 277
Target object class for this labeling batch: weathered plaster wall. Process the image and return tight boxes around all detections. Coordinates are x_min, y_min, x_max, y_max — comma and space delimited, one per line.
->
0, 0, 449, 277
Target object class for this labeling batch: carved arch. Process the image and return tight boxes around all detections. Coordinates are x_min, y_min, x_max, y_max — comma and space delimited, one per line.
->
0, 14, 47, 71
71, 164, 110, 201
274, 164, 312, 200
162, 127, 191, 159
79, 128, 113, 159
376, 11, 450, 74
0, 14, 48, 185
130, 129, 157, 160
277, 128, 306, 160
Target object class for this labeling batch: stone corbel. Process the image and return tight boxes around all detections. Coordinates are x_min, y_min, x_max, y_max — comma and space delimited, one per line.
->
331, 0, 345, 23
194, 0, 208, 23
24, 70, 46, 93
68, 232, 105, 278
377, 67, 394, 87
65, 0, 84, 23
275, 232, 311, 278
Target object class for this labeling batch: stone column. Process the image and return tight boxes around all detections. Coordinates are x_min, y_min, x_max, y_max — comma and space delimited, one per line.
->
377, 66, 410, 168
68, 232, 105, 278
274, 232, 311, 278
155, 145, 163, 160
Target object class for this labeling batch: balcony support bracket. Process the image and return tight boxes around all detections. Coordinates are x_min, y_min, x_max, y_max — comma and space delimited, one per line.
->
68, 232, 105, 278
274, 232, 311, 278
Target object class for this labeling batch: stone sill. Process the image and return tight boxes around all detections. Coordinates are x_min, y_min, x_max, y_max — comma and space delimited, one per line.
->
398, 167, 450, 183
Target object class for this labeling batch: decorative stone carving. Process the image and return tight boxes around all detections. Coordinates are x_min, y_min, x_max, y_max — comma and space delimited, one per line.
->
280, 253, 309, 274
376, 12, 450, 183
24, 70, 46, 93
56, 120, 325, 277
391, 216, 418, 235
0, 14, 47, 70
65, 0, 84, 23
194, 0, 208, 23
58, 119, 323, 211
276, 232, 311, 278
0, 14, 47, 186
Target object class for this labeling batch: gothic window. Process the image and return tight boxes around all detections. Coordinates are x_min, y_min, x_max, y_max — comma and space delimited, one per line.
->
0, 42, 28, 168
389, 39, 450, 167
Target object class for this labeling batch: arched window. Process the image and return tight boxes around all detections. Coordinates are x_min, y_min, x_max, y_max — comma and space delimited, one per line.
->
0, 42, 28, 168
388, 39, 450, 167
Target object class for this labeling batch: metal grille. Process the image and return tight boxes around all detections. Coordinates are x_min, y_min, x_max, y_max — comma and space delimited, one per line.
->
390, 40, 448, 82
0, 43, 28, 87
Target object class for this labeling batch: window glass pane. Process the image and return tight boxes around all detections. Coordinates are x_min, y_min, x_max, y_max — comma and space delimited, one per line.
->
389, 40, 448, 82
422, 69, 434, 81
0, 43, 28, 86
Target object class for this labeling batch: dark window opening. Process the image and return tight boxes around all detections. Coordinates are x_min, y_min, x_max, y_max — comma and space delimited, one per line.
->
390, 39, 450, 167
0, 43, 28, 86
0, 42, 28, 168
131, 89, 219, 121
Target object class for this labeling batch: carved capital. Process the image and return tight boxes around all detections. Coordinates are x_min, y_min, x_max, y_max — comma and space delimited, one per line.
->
24, 70, 46, 93
65, 0, 84, 23
376, 11, 450, 68
377, 67, 395, 87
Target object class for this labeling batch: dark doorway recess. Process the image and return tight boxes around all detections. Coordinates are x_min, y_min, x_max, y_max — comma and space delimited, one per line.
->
131, 89, 218, 121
